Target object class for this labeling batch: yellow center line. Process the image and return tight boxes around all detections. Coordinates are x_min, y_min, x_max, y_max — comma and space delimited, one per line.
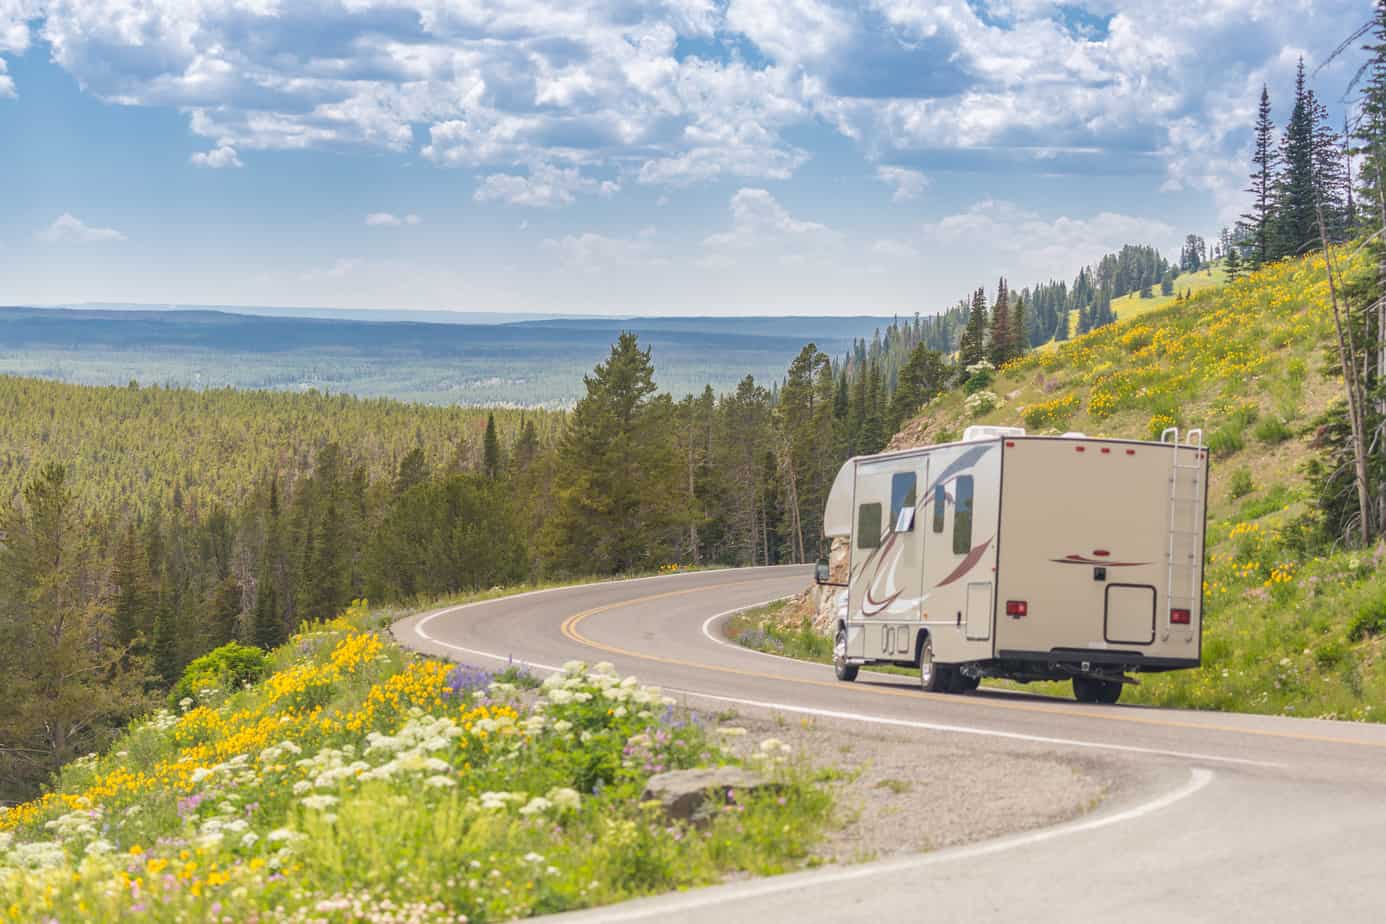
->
559, 581, 1386, 752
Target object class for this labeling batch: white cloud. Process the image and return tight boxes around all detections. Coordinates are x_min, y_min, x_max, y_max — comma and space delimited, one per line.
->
365, 212, 420, 226
542, 229, 661, 272
189, 145, 243, 168
875, 166, 928, 203
475, 164, 616, 208
871, 238, 919, 259
704, 187, 832, 250
13, 0, 1372, 238
0, 60, 12, 99
37, 213, 127, 243
921, 199, 1179, 282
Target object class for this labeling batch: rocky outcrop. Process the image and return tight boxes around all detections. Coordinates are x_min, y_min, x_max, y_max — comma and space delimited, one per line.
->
641, 767, 778, 823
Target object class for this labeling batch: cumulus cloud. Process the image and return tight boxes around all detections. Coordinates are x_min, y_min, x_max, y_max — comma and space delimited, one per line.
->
10, 0, 1370, 225
475, 164, 617, 208
876, 166, 928, 203
542, 226, 661, 272
365, 212, 421, 226
189, 145, 243, 168
921, 199, 1179, 282
37, 213, 127, 243
704, 187, 833, 251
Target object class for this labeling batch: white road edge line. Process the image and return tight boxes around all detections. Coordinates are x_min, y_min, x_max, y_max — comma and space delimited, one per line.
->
564, 767, 1216, 922
407, 591, 1284, 770
665, 687, 1284, 769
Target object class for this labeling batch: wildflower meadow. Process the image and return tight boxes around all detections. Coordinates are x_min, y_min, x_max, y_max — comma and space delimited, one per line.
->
0, 602, 831, 922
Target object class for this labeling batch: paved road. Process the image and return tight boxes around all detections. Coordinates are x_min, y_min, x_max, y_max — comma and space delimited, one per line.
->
394, 565, 1386, 922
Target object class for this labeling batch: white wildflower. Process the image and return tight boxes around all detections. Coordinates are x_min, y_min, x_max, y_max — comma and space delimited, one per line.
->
424, 775, 456, 789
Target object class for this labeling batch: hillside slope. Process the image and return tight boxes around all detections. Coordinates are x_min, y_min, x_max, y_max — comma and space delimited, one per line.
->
760, 252, 1385, 720
896, 251, 1386, 718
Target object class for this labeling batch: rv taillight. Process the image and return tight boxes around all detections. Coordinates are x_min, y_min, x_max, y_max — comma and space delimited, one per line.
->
1005, 600, 1028, 618
1170, 608, 1191, 625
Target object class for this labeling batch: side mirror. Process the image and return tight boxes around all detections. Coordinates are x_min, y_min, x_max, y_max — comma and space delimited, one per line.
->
814, 559, 831, 585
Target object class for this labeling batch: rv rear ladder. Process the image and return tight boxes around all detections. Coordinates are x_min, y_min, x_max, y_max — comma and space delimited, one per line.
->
1161, 427, 1204, 626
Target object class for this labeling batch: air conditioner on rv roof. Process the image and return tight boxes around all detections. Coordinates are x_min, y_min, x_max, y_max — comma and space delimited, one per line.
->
962, 425, 1026, 442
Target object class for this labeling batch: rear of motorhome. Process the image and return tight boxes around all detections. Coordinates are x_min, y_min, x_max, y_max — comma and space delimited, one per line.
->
817, 426, 1208, 703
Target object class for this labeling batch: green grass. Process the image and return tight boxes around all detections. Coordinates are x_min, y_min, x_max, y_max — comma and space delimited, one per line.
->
0, 598, 833, 922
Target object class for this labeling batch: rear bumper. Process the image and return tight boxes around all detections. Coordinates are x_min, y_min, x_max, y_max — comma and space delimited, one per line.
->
996, 648, 1199, 674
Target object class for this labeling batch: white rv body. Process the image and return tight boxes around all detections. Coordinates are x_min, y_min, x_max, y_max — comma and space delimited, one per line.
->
822, 428, 1207, 701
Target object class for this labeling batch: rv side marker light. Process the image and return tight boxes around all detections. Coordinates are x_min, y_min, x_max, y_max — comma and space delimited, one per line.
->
1170, 608, 1192, 625
1005, 600, 1028, 617
1126, 449, 1136, 456
1101, 447, 1111, 454
1074, 446, 1086, 453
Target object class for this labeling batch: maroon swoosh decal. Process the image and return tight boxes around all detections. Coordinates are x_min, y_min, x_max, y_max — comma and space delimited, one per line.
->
1050, 555, 1151, 567
937, 537, 993, 587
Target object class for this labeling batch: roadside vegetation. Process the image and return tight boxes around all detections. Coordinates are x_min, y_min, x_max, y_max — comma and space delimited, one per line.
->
730, 249, 1386, 722
0, 601, 832, 923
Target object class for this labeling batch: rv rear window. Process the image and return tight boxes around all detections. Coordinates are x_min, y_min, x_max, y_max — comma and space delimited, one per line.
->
952, 476, 974, 555
857, 503, 882, 549
890, 473, 917, 532
932, 484, 946, 533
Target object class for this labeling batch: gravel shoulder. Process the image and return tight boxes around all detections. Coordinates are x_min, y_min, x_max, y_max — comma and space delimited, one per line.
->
706, 705, 1132, 863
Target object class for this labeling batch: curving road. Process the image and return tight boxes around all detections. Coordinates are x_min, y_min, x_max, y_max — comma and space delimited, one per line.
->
394, 565, 1386, 922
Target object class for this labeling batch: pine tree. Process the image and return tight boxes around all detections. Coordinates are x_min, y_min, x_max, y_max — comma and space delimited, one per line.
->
1225, 242, 1242, 281
1243, 85, 1279, 267
542, 333, 682, 573
208, 576, 242, 648
252, 568, 282, 651
1308, 90, 1349, 241
111, 524, 152, 652
859, 361, 885, 454
958, 288, 988, 370
393, 447, 429, 495
988, 278, 1011, 366
482, 413, 501, 478
1010, 296, 1028, 356
887, 345, 948, 431
1272, 59, 1317, 260
151, 579, 179, 687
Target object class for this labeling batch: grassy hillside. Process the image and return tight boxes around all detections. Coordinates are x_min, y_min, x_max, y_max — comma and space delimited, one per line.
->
0, 600, 830, 922
1055, 261, 1229, 340
894, 250, 1386, 719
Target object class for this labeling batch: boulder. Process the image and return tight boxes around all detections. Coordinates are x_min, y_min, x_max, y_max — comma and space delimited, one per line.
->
641, 767, 777, 823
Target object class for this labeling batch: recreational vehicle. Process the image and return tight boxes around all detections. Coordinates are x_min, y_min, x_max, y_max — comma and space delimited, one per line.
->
816, 426, 1208, 703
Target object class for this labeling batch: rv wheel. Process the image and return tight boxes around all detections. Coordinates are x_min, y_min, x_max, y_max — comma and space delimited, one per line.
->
953, 672, 980, 694
918, 637, 948, 692
833, 626, 858, 682
1096, 681, 1123, 704
1072, 676, 1101, 703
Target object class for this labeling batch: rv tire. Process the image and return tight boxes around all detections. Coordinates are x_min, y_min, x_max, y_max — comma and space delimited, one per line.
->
833, 626, 859, 682
1073, 676, 1123, 704
952, 672, 980, 694
1096, 680, 1123, 704
918, 637, 948, 692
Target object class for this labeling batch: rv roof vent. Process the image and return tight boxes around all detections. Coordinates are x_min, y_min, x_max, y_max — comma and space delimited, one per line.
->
962, 425, 1026, 442
1061, 431, 1087, 438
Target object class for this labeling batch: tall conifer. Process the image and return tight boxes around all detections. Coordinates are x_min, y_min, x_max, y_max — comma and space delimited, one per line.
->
1243, 85, 1279, 267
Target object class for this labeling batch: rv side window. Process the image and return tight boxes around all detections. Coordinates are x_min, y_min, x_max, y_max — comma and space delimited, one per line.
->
857, 503, 883, 549
952, 476, 974, 555
890, 473, 917, 532
932, 484, 946, 533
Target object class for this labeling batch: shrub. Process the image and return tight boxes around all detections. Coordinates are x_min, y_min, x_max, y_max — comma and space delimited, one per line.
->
170, 642, 269, 705
1254, 416, 1293, 444
1227, 467, 1255, 500
1206, 425, 1244, 457
1347, 585, 1386, 641
964, 390, 999, 417
1023, 394, 1080, 431
1146, 413, 1178, 441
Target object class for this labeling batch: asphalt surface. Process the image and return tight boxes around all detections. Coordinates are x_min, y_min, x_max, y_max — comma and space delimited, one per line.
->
393, 565, 1386, 923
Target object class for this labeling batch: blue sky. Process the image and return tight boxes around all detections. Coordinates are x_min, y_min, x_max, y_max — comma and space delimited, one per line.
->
0, 0, 1372, 316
